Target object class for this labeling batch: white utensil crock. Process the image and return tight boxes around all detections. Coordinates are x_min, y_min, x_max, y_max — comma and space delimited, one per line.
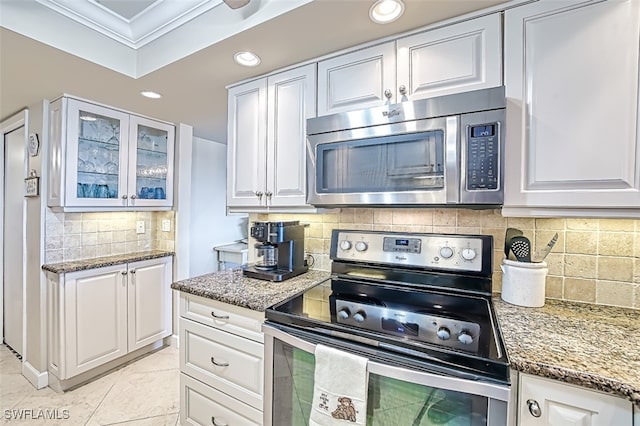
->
500, 258, 548, 307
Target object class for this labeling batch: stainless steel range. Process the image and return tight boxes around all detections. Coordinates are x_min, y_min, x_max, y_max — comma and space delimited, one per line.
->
263, 229, 511, 426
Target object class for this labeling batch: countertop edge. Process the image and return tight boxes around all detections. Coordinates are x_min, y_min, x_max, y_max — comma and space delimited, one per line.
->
170, 281, 269, 312
42, 250, 175, 273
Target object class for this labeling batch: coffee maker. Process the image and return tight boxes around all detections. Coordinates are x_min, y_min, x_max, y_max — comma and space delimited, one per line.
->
243, 221, 308, 282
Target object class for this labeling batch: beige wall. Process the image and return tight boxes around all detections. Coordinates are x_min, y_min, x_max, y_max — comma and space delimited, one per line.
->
44, 210, 175, 263
251, 208, 640, 310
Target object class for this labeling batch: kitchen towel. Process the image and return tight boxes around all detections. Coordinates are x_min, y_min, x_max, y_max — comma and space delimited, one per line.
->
309, 344, 369, 426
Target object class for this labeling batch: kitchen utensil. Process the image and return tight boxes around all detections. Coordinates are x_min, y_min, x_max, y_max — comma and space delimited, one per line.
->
508, 236, 532, 262
504, 228, 523, 258
533, 232, 558, 263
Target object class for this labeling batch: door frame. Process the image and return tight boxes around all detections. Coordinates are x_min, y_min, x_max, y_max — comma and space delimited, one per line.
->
0, 109, 29, 361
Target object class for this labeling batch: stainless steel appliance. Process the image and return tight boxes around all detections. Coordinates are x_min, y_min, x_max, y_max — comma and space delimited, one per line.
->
263, 229, 511, 425
243, 221, 308, 282
306, 86, 506, 207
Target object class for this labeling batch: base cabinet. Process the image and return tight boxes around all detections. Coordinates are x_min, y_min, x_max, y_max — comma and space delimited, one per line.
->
518, 374, 633, 425
503, 0, 640, 217
179, 293, 265, 425
47, 256, 173, 382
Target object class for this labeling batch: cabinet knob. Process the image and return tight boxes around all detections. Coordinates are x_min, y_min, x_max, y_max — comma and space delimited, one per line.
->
130, 269, 136, 274
384, 89, 392, 101
121, 271, 128, 275
122, 195, 128, 200
211, 416, 228, 426
399, 85, 408, 101
265, 191, 273, 200
130, 194, 137, 199
526, 399, 542, 418
255, 191, 263, 201
210, 311, 229, 320
210, 356, 229, 367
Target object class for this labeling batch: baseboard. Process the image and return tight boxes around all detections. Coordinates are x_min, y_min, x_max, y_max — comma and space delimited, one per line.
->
22, 361, 48, 389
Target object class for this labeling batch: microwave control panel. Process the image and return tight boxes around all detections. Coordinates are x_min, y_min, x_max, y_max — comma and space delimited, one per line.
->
466, 122, 499, 191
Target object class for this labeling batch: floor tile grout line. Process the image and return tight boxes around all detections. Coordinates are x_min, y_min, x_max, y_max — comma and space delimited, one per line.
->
84, 381, 117, 426
101, 412, 179, 425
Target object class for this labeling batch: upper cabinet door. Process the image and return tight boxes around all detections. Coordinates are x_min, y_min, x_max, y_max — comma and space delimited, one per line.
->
317, 42, 396, 115
503, 0, 640, 216
127, 116, 175, 208
396, 13, 502, 101
266, 64, 316, 207
65, 99, 130, 208
227, 79, 268, 207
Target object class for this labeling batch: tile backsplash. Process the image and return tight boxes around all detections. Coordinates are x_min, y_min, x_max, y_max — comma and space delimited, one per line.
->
45, 209, 175, 263
251, 209, 640, 310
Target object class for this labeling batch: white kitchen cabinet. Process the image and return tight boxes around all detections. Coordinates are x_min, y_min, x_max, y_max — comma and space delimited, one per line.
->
518, 374, 632, 425
396, 13, 502, 101
227, 64, 316, 210
503, 0, 640, 217
178, 293, 265, 425
48, 96, 175, 210
317, 42, 396, 115
47, 257, 173, 383
317, 13, 501, 115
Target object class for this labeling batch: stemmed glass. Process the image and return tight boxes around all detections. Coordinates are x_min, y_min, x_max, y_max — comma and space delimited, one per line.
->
108, 122, 119, 145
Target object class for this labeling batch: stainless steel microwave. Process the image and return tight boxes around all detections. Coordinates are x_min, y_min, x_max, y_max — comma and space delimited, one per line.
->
306, 86, 506, 207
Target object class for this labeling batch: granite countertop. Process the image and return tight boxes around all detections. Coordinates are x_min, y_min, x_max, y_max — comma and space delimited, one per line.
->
171, 269, 331, 312
493, 297, 640, 408
42, 250, 175, 273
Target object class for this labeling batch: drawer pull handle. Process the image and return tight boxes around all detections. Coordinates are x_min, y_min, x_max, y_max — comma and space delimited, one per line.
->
527, 399, 542, 418
211, 416, 228, 426
211, 311, 229, 320
210, 357, 229, 367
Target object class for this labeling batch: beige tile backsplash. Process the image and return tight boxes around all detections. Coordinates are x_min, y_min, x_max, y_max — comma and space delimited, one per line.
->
45, 210, 175, 263
251, 208, 640, 310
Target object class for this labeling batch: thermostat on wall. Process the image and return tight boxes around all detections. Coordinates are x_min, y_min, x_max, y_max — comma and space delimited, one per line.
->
28, 133, 40, 156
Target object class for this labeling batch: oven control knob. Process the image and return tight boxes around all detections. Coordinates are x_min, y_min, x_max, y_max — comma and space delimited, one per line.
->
337, 308, 350, 320
353, 311, 366, 323
339, 240, 352, 251
354, 241, 368, 252
439, 246, 454, 259
461, 248, 477, 261
436, 327, 451, 340
458, 330, 474, 345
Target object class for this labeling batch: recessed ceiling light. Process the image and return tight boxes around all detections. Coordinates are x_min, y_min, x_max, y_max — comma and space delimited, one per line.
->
140, 90, 162, 99
369, 0, 405, 24
234, 51, 261, 67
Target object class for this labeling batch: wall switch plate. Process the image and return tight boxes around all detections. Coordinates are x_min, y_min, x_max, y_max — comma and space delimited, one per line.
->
136, 221, 145, 234
162, 219, 171, 232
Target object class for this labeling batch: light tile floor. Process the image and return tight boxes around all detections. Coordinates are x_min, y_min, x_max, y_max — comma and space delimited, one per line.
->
0, 344, 180, 425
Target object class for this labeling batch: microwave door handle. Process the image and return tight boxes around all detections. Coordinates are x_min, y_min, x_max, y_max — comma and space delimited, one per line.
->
445, 116, 459, 203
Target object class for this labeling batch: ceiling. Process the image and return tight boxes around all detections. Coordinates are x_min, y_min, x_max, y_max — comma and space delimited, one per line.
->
0, 0, 508, 142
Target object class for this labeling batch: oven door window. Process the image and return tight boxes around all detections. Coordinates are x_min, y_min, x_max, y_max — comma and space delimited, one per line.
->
316, 131, 445, 194
271, 341, 496, 426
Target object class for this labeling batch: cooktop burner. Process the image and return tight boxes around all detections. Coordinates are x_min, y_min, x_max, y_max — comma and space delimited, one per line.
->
265, 230, 510, 384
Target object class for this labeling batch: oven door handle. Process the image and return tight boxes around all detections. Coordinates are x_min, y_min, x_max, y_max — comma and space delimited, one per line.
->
263, 323, 510, 403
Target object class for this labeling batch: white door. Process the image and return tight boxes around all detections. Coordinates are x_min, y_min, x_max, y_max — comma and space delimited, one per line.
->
267, 64, 316, 207
2, 119, 26, 356
64, 265, 128, 378
396, 13, 502, 101
227, 79, 268, 207
317, 41, 396, 115
503, 0, 640, 212
127, 257, 172, 351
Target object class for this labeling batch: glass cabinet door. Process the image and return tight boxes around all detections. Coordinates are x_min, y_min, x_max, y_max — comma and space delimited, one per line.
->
66, 99, 130, 207
127, 116, 175, 207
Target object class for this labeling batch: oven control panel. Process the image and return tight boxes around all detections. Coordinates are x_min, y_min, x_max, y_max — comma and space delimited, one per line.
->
332, 230, 489, 273
333, 298, 480, 353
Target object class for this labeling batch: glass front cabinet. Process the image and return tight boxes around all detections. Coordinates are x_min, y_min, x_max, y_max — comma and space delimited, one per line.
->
48, 97, 175, 209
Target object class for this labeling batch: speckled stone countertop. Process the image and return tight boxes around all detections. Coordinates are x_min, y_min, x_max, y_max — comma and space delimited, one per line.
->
171, 269, 331, 312
493, 297, 640, 408
42, 250, 175, 273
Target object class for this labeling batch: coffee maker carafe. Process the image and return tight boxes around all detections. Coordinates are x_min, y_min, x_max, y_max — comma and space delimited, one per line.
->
243, 221, 308, 282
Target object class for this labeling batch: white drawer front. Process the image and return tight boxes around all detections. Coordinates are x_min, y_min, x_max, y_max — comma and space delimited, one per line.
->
180, 293, 264, 343
181, 373, 262, 426
181, 318, 263, 410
